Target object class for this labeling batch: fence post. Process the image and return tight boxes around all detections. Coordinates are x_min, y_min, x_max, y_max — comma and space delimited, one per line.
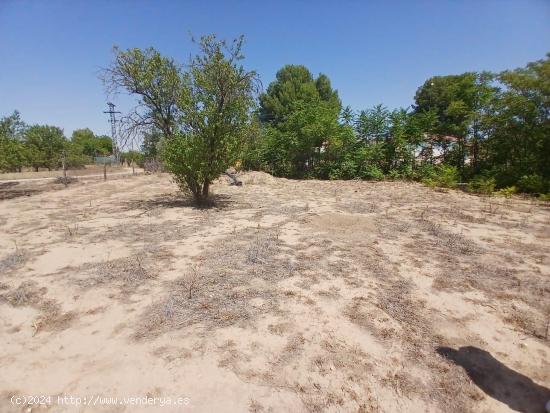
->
62, 150, 68, 187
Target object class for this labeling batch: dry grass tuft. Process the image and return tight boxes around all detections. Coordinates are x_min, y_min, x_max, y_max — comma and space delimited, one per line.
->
418, 219, 479, 255
267, 322, 292, 336
33, 299, 78, 335
298, 337, 379, 412
275, 333, 306, 365
88, 219, 201, 244
1, 281, 45, 307
345, 276, 476, 412
0, 249, 28, 274
380, 369, 423, 398
54, 176, 78, 185
74, 251, 161, 291
248, 399, 265, 413
0, 281, 77, 335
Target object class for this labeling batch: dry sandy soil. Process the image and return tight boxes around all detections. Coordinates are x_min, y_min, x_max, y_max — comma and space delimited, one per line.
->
0, 172, 549, 413
0, 165, 136, 181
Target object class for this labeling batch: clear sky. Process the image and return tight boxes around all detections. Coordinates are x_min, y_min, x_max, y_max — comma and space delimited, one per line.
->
1, 0, 549, 138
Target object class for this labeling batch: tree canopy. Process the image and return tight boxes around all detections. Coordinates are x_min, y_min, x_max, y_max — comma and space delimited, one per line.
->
103, 34, 258, 203
71, 128, 113, 157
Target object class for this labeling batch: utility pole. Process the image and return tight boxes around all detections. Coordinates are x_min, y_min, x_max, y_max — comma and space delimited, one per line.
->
103, 102, 121, 163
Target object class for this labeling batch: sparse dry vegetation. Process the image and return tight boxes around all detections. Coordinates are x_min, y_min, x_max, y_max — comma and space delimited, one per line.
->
0, 281, 77, 335
0, 172, 548, 413
0, 248, 28, 273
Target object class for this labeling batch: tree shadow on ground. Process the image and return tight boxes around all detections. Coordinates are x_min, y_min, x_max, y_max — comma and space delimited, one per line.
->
437, 346, 550, 413
122, 193, 237, 212
0, 182, 42, 200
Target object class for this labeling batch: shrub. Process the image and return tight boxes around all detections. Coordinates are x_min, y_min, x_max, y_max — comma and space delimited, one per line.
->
517, 174, 547, 194
467, 176, 496, 195
538, 193, 550, 202
495, 186, 517, 198
327, 160, 357, 180
421, 165, 458, 189
357, 164, 384, 180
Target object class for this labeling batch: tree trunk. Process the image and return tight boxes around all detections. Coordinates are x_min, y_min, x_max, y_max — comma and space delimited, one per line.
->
62, 155, 68, 187
202, 181, 209, 198
191, 181, 210, 206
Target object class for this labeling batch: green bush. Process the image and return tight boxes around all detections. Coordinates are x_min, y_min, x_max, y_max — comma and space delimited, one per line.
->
412, 164, 435, 181
467, 176, 496, 195
357, 164, 384, 180
538, 193, 550, 202
388, 166, 413, 180
517, 174, 548, 194
494, 186, 517, 198
421, 165, 458, 189
327, 160, 356, 180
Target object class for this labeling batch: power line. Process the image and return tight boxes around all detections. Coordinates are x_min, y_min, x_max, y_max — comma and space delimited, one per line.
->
103, 102, 121, 162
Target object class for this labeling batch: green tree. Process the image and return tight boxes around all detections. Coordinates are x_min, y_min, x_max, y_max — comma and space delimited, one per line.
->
63, 140, 90, 168
340, 105, 355, 126
481, 54, 550, 188
141, 127, 163, 160
260, 100, 352, 178
257, 65, 346, 178
0, 111, 28, 172
102, 46, 182, 138
103, 34, 258, 204
259, 65, 341, 125
413, 72, 496, 178
355, 104, 390, 143
24, 125, 66, 171
71, 128, 112, 157
385, 108, 415, 174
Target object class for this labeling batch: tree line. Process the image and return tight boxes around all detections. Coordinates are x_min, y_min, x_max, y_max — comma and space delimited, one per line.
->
3, 34, 548, 203
0, 115, 113, 172
121, 36, 547, 202
243, 60, 549, 196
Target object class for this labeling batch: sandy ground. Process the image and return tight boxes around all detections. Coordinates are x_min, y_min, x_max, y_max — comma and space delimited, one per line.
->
0, 172, 549, 413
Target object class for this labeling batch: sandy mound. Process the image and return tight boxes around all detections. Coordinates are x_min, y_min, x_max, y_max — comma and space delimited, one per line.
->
237, 170, 278, 185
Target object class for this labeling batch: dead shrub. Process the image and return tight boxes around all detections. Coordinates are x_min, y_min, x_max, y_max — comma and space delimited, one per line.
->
75, 253, 157, 290
0, 281, 76, 335
33, 299, 78, 335
0, 249, 28, 273
420, 219, 478, 255
1, 281, 45, 307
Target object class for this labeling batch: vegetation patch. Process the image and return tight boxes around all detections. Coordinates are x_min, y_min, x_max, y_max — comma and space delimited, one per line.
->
0, 281, 77, 335
0, 249, 28, 274
135, 227, 295, 339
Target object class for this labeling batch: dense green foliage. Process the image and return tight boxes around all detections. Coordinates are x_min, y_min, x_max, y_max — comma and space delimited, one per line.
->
72, 128, 113, 157
0, 112, 112, 172
3, 37, 547, 200
248, 65, 353, 178
243, 53, 549, 197
103, 35, 258, 203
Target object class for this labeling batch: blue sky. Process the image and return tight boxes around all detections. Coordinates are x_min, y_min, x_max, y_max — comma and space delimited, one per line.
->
1, 0, 549, 138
